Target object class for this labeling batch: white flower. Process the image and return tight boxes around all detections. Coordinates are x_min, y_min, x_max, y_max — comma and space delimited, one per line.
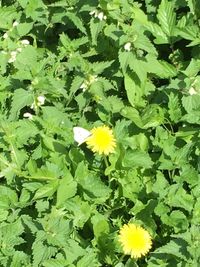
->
124, 42, 132, 51
23, 112, 33, 119
89, 10, 96, 16
189, 87, 197, 95
12, 21, 19, 27
16, 47, 22, 52
8, 51, 17, 63
80, 75, 98, 92
21, 39, 30, 46
97, 12, 105, 21
3, 32, 8, 39
80, 82, 87, 92
90, 10, 106, 21
37, 95, 45, 106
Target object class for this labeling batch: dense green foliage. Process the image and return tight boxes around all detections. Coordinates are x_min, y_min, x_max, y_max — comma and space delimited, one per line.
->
0, 0, 200, 266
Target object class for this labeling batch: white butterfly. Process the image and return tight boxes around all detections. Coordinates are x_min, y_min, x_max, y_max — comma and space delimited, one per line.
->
73, 127, 91, 146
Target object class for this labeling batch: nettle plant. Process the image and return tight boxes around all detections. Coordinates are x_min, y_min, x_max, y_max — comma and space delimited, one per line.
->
0, 0, 200, 266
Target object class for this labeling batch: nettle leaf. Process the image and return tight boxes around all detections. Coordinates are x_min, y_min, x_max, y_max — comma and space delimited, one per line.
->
168, 92, 182, 122
13, 46, 38, 71
90, 17, 105, 45
75, 162, 111, 202
15, 119, 39, 147
167, 210, 189, 232
0, 6, 19, 30
56, 171, 77, 207
122, 149, 153, 169
118, 50, 131, 73
118, 169, 144, 201
9, 89, 34, 120
154, 239, 188, 260
33, 180, 59, 200
141, 104, 165, 129
10, 251, 29, 266
0, 185, 18, 209
91, 61, 114, 74
64, 196, 92, 228
66, 11, 86, 34
91, 213, 110, 240
15, 22, 33, 37
124, 72, 146, 108
0, 219, 25, 249
152, 171, 170, 199
102, 95, 124, 113
76, 251, 99, 267
121, 106, 143, 128
167, 184, 194, 212
157, 0, 176, 38
182, 95, 200, 113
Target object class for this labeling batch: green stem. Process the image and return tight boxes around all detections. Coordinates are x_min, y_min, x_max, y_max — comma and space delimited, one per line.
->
103, 155, 111, 184
103, 155, 109, 169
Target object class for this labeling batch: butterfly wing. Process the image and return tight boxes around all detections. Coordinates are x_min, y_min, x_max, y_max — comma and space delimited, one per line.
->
73, 127, 91, 145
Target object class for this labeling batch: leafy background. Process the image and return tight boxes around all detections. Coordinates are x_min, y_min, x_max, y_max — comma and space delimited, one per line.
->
0, 0, 200, 266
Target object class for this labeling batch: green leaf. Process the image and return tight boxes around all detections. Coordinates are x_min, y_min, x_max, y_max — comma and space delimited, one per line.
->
66, 11, 86, 34
64, 196, 92, 227
168, 92, 182, 122
34, 180, 59, 199
9, 89, 34, 120
56, 171, 77, 207
157, 0, 176, 37
154, 239, 187, 260
124, 72, 146, 107
90, 18, 105, 45
167, 184, 194, 212
121, 106, 143, 128
91, 213, 109, 240
122, 149, 153, 168
77, 252, 98, 267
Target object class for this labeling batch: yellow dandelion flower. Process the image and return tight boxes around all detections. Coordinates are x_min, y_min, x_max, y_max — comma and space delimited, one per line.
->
119, 223, 152, 259
86, 125, 116, 155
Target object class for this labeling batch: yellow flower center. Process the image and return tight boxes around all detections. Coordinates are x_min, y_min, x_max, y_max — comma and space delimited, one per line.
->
119, 223, 152, 258
86, 125, 116, 155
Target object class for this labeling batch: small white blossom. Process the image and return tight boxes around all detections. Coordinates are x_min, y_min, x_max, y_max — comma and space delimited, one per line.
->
89, 10, 96, 16
16, 47, 22, 52
189, 87, 197, 95
3, 32, 8, 39
124, 42, 132, 51
23, 112, 33, 119
80, 75, 98, 92
12, 21, 19, 27
97, 12, 104, 21
21, 39, 30, 46
90, 10, 106, 21
37, 95, 45, 106
8, 51, 17, 63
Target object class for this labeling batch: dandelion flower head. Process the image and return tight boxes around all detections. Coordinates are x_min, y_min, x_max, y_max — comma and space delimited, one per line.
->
86, 125, 116, 155
119, 223, 152, 259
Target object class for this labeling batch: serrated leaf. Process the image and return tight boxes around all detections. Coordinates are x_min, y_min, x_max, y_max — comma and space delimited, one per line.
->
167, 184, 194, 212
157, 0, 176, 37
34, 180, 59, 200
122, 149, 153, 168
121, 106, 143, 128
155, 239, 187, 260
124, 72, 146, 108
56, 172, 77, 207
66, 11, 86, 34
9, 89, 34, 120
90, 17, 105, 45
